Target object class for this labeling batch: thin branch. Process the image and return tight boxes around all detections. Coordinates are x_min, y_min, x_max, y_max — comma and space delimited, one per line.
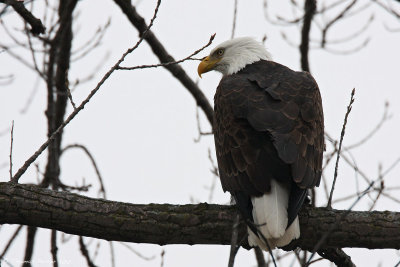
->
327, 88, 355, 208
119, 242, 156, 261
79, 237, 98, 267
25, 26, 45, 78
71, 19, 111, 62
160, 249, 165, 267
300, 0, 316, 72
70, 52, 110, 91
193, 106, 213, 143
114, 0, 214, 125
0, 44, 38, 72
228, 214, 240, 267
372, 0, 400, 19
90, 241, 101, 261
51, 230, 58, 267
9, 120, 14, 180
231, 0, 238, 39
109, 242, 115, 267
306, 172, 384, 264
0, 0, 45, 35
311, 14, 373, 46
20, 76, 40, 114
206, 148, 219, 203
61, 143, 106, 198
10, 0, 162, 183
368, 180, 384, 211
320, 0, 357, 48
0, 73, 14, 85
66, 84, 77, 109
345, 101, 390, 150
317, 0, 348, 14
117, 33, 215, 70
0, 225, 23, 259
317, 38, 370, 55
22, 226, 37, 267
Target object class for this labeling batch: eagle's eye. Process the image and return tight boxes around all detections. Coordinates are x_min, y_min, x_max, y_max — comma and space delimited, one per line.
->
216, 48, 224, 57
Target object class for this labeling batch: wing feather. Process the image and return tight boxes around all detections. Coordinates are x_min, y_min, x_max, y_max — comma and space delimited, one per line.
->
214, 60, 324, 225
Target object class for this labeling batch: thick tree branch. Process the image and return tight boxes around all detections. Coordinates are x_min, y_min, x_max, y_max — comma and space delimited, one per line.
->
0, 0, 46, 35
0, 182, 399, 251
113, 0, 214, 125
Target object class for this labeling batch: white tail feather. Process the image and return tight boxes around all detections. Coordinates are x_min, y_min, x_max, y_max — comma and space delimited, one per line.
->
248, 180, 300, 249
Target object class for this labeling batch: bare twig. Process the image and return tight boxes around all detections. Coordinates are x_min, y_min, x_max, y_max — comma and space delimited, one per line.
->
0, 0, 45, 35
318, 38, 370, 55
114, 0, 214, 125
307, 172, 384, 264
194, 106, 213, 143
119, 242, 156, 261
10, 0, 162, 183
0, 73, 14, 85
368, 180, 384, 211
327, 88, 355, 208
317, 0, 348, 14
321, 0, 357, 48
51, 230, 58, 267
326, 131, 372, 185
300, 0, 316, 72
345, 101, 390, 150
70, 52, 110, 91
0, 45, 38, 73
231, 0, 238, 39
66, 84, 77, 110
0, 225, 23, 259
71, 19, 111, 62
61, 143, 106, 198
316, 248, 355, 267
160, 249, 165, 267
20, 76, 40, 114
109, 242, 115, 267
25, 26, 45, 78
79, 237, 98, 267
312, 14, 373, 46
117, 33, 215, 70
372, 0, 400, 19
90, 241, 101, 261
206, 148, 219, 203
9, 120, 14, 180
22, 226, 37, 267
228, 214, 240, 267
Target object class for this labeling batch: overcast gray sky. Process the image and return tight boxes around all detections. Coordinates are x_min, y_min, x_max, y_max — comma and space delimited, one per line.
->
1, 0, 400, 266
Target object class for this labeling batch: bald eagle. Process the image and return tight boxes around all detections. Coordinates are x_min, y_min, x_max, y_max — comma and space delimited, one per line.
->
198, 37, 324, 249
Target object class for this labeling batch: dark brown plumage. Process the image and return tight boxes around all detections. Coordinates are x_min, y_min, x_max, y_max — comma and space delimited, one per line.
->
213, 60, 324, 226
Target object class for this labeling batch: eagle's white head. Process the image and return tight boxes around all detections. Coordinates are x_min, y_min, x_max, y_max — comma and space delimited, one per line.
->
198, 37, 272, 77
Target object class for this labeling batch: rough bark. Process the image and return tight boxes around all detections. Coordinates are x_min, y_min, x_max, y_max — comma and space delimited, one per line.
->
0, 182, 399, 251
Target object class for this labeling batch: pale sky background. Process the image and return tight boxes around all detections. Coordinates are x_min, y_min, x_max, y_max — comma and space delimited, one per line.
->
1, 0, 400, 266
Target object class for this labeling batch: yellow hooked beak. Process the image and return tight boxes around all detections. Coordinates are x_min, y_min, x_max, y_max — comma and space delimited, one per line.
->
197, 56, 221, 78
